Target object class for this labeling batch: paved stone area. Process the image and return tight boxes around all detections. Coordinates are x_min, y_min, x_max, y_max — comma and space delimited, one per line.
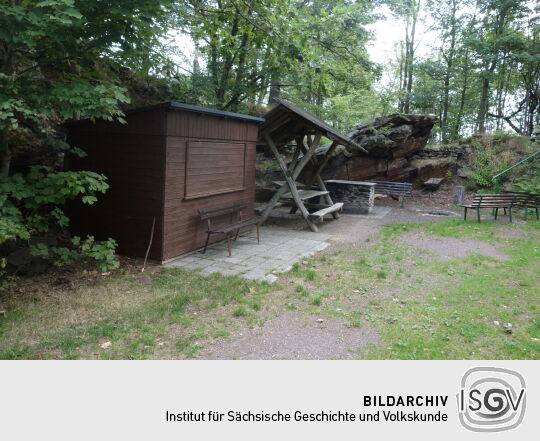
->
165, 226, 330, 282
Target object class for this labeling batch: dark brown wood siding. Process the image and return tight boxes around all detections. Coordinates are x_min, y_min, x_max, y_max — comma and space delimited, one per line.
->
67, 106, 260, 262
162, 110, 258, 260
67, 109, 167, 260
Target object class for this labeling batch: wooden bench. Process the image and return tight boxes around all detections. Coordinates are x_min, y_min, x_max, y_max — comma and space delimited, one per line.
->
308, 202, 344, 222
459, 193, 516, 223
198, 203, 261, 257
281, 188, 343, 222
369, 181, 413, 207
501, 190, 540, 220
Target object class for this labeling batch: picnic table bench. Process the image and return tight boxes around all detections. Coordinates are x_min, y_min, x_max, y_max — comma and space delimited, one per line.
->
369, 181, 413, 207
501, 190, 540, 220
459, 193, 516, 223
198, 203, 261, 257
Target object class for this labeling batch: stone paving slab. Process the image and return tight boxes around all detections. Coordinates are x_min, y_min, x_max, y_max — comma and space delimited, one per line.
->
165, 226, 331, 282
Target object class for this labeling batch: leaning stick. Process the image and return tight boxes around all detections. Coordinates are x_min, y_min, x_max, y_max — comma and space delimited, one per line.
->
141, 217, 156, 272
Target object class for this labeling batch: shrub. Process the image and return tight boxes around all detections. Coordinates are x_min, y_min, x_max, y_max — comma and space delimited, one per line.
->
466, 140, 512, 189
31, 236, 119, 273
511, 165, 540, 194
0, 166, 109, 243
0, 166, 119, 280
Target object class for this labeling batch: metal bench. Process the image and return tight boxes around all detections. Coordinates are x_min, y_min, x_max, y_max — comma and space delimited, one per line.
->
459, 193, 516, 223
198, 203, 261, 257
369, 181, 413, 207
501, 190, 540, 220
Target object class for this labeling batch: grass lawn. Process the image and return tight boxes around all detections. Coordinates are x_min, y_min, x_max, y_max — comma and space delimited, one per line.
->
1, 218, 539, 359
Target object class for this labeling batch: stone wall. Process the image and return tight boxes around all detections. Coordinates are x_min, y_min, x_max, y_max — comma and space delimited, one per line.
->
325, 180, 375, 214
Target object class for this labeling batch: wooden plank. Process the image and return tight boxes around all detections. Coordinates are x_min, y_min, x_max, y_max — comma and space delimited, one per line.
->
198, 203, 247, 219
272, 180, 306, 188
281, 190, 329, 201
255, 202, 283, 214
308, 203, 344, 221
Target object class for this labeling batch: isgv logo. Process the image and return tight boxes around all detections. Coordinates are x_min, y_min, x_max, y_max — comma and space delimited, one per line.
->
457, 367, 526, 432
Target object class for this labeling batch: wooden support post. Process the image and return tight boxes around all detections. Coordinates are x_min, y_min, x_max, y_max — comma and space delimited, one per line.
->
307, 141, 339, 218
261, 132, 320, 232
288, 140, 303, 214
306, 141, 338, 188
289, 138, 303, 173
226, 233, 232, 257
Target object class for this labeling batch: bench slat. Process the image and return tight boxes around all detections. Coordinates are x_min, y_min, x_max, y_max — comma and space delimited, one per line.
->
209, 216, 262, 234
308, 203, 344, 221
281, 189, 329, 201
198, 202, 247, 219
501, 190, 540, 208
371, 181, 412, 196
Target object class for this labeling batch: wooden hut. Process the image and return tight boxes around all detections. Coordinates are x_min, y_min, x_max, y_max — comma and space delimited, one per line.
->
67, 102, 264, 262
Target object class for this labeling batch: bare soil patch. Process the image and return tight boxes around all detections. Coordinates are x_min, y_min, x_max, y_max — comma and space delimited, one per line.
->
199, 311, 379, 360
401, 232, 510, 260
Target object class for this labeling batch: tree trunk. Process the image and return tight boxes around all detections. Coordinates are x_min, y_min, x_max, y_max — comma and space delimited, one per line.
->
215, 14, 240, 107
403, 1, 421, 114
441, 0, 457, 142
227, 32, 249, 112
454, 50, 470, 138
0, 127, 11, 178
268, 71, 281, 104
477, 76, 490, 134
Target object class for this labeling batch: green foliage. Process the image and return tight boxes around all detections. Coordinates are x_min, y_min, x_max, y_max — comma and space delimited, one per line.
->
0, 163, 119, 276
466, 140, 512, 189
0, 166, 108, 242
512, 164, 540, 194
32, 236, 119, 273
175, 0, 377, 121
385, 0, 537, 139
0, 0, 176, 278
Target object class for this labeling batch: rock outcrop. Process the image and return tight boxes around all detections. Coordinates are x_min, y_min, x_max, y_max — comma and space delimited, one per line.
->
347, 114, 438, 158
304, 114, 448, 184
255, 113, 466, 201
409, 144, 464, 181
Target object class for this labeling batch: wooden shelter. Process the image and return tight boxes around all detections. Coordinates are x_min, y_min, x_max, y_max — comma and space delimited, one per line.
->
258, 99, 366, 232
67, 102, 264, 262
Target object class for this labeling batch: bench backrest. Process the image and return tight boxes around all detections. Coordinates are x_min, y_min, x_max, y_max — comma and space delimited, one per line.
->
371, 181, 413, 196
471, 193, 515, 207
198, 203, 247, 220
501, 190, 540, 207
